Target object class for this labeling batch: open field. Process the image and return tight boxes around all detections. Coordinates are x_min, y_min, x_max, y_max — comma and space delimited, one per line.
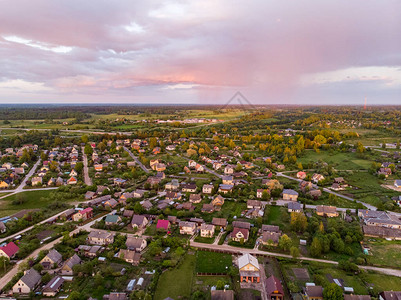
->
154, 254, 196, 300
0, 190, 56, 217
298, 150, 373, 170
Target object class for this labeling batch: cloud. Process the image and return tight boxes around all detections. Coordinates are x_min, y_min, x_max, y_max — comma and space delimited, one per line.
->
0, 0, 400, 104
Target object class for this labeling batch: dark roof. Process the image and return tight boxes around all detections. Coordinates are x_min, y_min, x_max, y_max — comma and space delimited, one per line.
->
43, 276, 64, 292
19, 268, 41, 289
265, 275, 284, 296
232, 221, 251, 229
211, 290, 234, 300
131, 214, 147, 226
304, 286, 323, 298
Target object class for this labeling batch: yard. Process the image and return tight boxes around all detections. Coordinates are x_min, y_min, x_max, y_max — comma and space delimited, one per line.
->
195, 251, 232, 274
264, 205, 290, 231
154, 254, 196, 300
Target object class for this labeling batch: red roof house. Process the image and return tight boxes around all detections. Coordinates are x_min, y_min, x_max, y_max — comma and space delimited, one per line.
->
156, 219, 170, 231
0, 242, 19, 259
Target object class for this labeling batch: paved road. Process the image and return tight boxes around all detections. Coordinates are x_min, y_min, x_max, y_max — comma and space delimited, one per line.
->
190, 241, 401, 277
123, 146, 150, 173
81, 147, 92, 186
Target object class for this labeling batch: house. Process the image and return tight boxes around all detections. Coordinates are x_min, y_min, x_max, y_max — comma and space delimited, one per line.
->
297, 171, 307, 179
106, 292, 129, 300
0, 180, 10, 189
288, 202, 302, 213
212, 218, 228, 229
256, 189, 269, 199
13, 268, 41, 294
133, 189, 145, 198
378, 168, 392, 177
67, 176, 78, 185
179, 221, 197, 235
247, 200, 263, 210
316, 205, 338, 217
87, 231, 115, 245
0, 221, 6, 233
40, 249, 63, 269
181, 183, 197, 193
312, 173, 325, 183
212, 195, 225, 208
231, 227, 249, 242
261, 230, 281, 246
201, 203, 215, 213
104, 199, 118, 208
60, 254, 81, 275
265, 275, 284, 300
358, 209, 401, 229
224, 165, 235, 174
141, 200, 153, 210
394, 180, 401, 188
118, 249, 141, 266
31, 176, 43, 186
238, 253, 260, 283
200, 223, 215, 237
78, 245, 104, 257
131, 215, 148, 229
156, 219, 170, 231
282, 189, 298, 201
218, 184, 234, 194
152, 147, 161, 155
304, 286, 324, 300
308, 189, 322, 199
299, 181, 313, 193
165, 191, 182, 201
211, 290, 234, 300
105, 215, 121, 226
222, 175, 234, 185
188, 160, 197, 168
189, 193, 202, 203
14, 167, 24, 175
114, 178, 127, 186
72, 207, 93, 222
70, 169, 78, 177
126, 237, 147, 252
165, 179, 180, 190
42, 276, 64, 297
203, 184, 214, 194
0, 242, 19, 259
94, 164, 103, 172
195, 164, 204, 172
379, 291, 401, 300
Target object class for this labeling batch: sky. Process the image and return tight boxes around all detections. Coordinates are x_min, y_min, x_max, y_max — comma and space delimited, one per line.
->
0, 0, 400, 105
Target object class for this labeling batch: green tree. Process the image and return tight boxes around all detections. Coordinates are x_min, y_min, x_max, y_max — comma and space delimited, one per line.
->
310, 237, 322, 257
323, 283, 343, 300
290, 246, 300, 258
84, 144, 93, 155
279, 234, 292, 252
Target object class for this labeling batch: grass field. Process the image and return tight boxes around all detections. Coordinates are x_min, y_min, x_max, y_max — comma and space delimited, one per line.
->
264, 205, 290, 230
195, 251, 232, 274
364, 238, 401, 268
0, 190, 56, 217
298, 150, 372, 170
154, 254, 195, 300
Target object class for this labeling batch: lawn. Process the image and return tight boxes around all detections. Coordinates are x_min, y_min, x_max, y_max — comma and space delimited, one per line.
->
194, 235, 215, 244
0, 190, 55, 217
154, 254, 196, 300
195, 251, 232, 274
264, 205, 290, 231
364, 238, 401, 268
298, 150, 372, 170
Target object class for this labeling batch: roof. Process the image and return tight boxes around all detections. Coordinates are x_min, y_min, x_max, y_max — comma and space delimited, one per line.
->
265, 275, 284, 296
262, 225, 281, 233
43, 276, 64, 292
262, 231, 281, 244
105, 215, 120, 223
156, 219, 170, 229
283, 189, 299, 196
232, 221, 251, 229
211, 290, 234, 300
131, 214, 147, 226
126, 237, 145, 249
19, 268, 41, 289
316, 205, 337, 214
64, 254, 81, 269
344, 295, 371, 300
212, 217, 227, 227
0, 241, 19, 258
108, 292, 128, 300
288, 202, 302, 210
304, 286, 323, 298
88, 231, 115, 240
238, 253, 259, 270
200, 223, 215, 231
46, 249, 62, 263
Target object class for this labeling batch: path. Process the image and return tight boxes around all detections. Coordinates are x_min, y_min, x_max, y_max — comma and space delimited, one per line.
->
81, 147, 92, 186
123, 146, 150, 173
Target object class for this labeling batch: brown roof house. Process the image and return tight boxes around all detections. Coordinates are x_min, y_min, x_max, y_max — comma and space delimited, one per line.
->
118, 249, 141, 266
265, 275, 284, 300
60, 254, 81, 275
316, 205, 338, 217
304, 286, 323, 300
42, 276, 64, 297
126, 237, 147, 252
87, 231, 115, 245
